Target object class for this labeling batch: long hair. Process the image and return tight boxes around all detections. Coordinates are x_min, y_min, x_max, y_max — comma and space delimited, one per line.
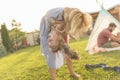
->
63, 7, 93, 40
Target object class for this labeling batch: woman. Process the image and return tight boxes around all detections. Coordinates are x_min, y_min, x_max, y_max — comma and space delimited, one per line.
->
40, 7, 92, 80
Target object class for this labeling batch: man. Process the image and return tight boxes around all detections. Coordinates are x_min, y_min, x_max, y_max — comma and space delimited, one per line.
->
97, 22, 120, 48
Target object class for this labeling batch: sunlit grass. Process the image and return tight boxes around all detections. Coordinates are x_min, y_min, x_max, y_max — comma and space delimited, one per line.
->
0, 46, 49, 80
0, 36, 120, 80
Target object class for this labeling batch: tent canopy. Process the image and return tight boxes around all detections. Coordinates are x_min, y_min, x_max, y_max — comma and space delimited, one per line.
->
85, 6, 120, 54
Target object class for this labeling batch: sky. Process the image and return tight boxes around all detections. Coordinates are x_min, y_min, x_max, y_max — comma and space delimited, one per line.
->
0, 0, 120, 32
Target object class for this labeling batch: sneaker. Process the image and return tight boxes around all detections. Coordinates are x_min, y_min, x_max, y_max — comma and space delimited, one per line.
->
113, 66, 120, 73
103, 67, 113, 71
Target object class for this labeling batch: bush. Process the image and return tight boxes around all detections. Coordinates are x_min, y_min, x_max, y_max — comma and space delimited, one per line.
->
0, 43, 7, 56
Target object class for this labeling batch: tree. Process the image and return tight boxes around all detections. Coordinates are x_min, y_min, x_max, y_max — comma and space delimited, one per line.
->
11, 19, 22, 50
9, 28, 26, 49
0, 43, 7, 56
1, 23, 12, 52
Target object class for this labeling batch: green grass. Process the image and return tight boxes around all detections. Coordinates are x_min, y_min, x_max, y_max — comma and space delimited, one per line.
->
0, 37, 120, 80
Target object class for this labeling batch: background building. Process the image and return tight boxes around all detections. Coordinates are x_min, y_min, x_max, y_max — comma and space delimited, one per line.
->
91, 5, 120, 22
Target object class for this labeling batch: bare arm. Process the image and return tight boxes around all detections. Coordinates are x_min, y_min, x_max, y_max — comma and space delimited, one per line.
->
110, 35, 120, 42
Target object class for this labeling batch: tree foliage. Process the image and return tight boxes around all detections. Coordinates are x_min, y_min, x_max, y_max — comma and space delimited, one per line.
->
9, 28, 25, 47
1, 23, 12, 52
10, 19, 26, 49
0, 43, 7, 56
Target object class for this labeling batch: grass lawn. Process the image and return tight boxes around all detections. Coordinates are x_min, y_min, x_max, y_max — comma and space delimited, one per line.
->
0, 36, 120, 80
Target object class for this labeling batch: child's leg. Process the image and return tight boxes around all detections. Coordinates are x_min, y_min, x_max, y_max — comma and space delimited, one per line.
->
49, 68, 56, 80
64, 54, 80, 78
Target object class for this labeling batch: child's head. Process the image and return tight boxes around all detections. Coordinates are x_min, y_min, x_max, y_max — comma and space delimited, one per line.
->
48, 21, 65, 52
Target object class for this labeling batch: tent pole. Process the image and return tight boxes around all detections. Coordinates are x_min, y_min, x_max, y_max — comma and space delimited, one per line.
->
96, 0, 105, 7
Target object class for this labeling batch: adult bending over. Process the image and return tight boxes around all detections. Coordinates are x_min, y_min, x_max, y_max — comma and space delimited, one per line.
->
40, 7, 92, 80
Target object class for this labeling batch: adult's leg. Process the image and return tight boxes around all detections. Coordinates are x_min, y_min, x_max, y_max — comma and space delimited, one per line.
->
49, 68, 56, 80
64, 54, 80, 78
111, 42, 120, 47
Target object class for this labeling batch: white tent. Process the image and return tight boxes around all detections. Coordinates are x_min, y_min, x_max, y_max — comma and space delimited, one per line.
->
85, 6, 120, 54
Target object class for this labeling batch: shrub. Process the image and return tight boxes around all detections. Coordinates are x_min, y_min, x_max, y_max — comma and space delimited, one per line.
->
0, 43, 7, 56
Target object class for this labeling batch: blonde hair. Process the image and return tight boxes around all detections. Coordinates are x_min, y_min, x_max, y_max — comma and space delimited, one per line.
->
63, 7, 93, 40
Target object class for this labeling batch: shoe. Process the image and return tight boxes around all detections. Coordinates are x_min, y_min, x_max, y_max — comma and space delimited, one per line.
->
113, 66, 120, 73
103, 67, 113, 71
95, 63, 106, 68
85, 64, 94, 69
85, 63, 106, 69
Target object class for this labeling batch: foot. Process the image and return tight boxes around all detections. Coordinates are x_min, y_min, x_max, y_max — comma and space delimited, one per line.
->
71, 72, 80, 78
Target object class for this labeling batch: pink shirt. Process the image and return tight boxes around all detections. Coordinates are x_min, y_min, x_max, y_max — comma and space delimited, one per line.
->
97, 28, 112, 47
